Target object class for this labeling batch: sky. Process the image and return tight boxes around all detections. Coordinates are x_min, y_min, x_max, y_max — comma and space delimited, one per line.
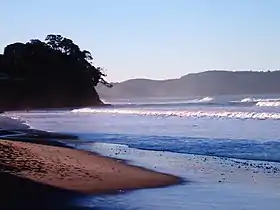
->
1, 0, 280, 82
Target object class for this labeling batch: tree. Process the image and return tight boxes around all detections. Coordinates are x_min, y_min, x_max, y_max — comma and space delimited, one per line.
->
0, 34, 112, 109
94, 67, 113, 87
82, 50, 93, 62
44, 34, 112, 87
45, 34, 64, 50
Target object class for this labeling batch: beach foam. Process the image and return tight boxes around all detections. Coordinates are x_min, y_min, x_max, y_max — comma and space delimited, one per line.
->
256, 101, 280, 107
71, 108, 280, 120
232, 97, 280, 107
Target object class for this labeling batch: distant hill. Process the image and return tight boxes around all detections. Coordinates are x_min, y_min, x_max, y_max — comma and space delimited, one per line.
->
97, 71, 280, 98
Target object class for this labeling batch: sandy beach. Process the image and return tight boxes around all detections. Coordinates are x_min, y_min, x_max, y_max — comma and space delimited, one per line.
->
0, 139, 180, 195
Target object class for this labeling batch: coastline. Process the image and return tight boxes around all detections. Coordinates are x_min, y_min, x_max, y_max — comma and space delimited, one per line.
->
0, 139, 180, 194
0, 127, 181, 209
0, 114, 180, 208
1, 111, 280, 210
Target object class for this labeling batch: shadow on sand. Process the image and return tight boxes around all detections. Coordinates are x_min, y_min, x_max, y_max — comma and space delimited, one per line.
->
0, 172, 83, 209
0, 172, 100, 210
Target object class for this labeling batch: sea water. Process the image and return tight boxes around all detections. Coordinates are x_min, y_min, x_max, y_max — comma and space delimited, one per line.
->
5, 94, 280, 209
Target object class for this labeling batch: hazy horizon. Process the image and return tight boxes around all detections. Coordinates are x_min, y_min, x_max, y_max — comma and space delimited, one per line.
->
1, 0, 280, 82
112, 69, 278, 83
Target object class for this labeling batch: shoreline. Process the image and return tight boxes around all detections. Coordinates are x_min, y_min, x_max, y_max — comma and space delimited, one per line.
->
0, 138, 181, 195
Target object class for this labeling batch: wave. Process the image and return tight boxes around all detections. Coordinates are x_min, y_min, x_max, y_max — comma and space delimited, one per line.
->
239, 97, 259, 103
0, 114, 30, 130
233, 97, 280, 107
187, 96, 213, 103
110, 97, 214, 106
105, 96, 280, 108
256, 101, 280, 107
71, 108, 280, 120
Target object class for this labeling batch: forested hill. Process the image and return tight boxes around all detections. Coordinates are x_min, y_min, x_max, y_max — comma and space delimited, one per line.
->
0, 34, 111, 110
97, 71, 280, 98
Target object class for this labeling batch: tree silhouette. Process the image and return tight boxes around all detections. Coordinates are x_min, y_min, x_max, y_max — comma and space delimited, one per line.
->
0, 34, 112, 110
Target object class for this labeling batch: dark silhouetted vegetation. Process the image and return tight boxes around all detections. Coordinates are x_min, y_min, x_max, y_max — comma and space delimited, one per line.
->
0, 34, 112, 110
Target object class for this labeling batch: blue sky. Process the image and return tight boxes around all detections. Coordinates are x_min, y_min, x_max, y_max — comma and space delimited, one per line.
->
1, 0, 280, 82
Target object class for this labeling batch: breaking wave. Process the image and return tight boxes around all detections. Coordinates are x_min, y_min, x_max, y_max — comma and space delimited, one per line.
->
71, 108, 280, 120
239, 98, 259, 103
105, 96, 280, 108
233, 97, 280, 107
109, 97, 214, 107
256, 101, 280, 107
187, 97, 213, 103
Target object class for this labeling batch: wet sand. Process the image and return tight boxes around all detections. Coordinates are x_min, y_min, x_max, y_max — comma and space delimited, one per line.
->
79, 142, 280, 210
0, 140, 180, 195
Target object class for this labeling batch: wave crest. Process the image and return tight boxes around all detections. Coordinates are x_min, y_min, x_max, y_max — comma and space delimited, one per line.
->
256, 101, 280, 107
232, 97, 280, 107
240, 97, 258, 103
188, 97, 213, 103
71, 108, 280, 120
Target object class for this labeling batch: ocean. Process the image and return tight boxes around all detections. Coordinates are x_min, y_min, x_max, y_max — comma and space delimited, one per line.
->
4, 94, 280, 209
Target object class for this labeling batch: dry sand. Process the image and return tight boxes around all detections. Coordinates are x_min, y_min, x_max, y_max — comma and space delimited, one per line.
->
0, 140, 180, 194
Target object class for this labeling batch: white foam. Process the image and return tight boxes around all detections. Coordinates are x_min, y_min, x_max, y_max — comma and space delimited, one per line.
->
256, 101, 280, 107
92, 142, 129, 149
108, 97, 214, 106
71, 108, 280, 120
236, 97, 280, 103
240, 98, 258, 103
231, 97, 280, 107
189, 97, 213, 103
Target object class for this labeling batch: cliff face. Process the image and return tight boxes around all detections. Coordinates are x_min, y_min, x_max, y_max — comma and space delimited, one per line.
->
97, 70, 280, 99
0, 35, 110, 111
